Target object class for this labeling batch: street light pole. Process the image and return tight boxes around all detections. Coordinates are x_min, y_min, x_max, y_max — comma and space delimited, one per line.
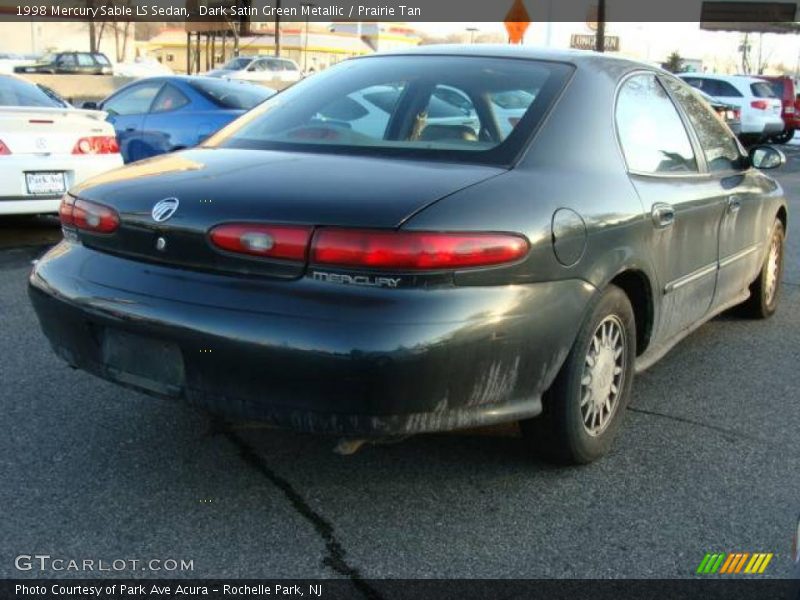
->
466, 27, 478, 44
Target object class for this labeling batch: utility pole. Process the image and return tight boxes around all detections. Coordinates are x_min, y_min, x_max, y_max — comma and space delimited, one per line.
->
301, 2, 315, 72
594, 0, 606, 53
274, 0, 281, 56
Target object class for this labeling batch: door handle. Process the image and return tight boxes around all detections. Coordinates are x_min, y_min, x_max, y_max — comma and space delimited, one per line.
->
651, 203, 675, 229
727, 195, 742, 214
124, 127, 136, 132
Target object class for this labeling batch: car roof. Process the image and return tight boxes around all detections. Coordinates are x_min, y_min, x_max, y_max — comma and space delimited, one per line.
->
358, 44, 653, 72
679, 72, 766, 85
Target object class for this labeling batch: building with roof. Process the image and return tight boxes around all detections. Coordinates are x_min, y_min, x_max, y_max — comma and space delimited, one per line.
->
143, 23, 420, 75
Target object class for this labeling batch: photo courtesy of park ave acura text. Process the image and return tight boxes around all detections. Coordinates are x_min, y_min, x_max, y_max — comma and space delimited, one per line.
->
0, 0, 799, 597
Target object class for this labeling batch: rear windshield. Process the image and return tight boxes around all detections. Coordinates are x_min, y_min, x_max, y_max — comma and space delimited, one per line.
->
751, 82, 777, 98
0, 76, 62, 107
188, 78, 274, 110
206, 55, 572, 165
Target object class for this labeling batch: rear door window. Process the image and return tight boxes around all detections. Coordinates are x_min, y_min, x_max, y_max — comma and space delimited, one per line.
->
664, 77, 743, 173
76, 54, 95, 67
616, 73, 697, 174
708, 79, 743, 97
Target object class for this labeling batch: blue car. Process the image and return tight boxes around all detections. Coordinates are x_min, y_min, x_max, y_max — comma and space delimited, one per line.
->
86, 76, 274, 163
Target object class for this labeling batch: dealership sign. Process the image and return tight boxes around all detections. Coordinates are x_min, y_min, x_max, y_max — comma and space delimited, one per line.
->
570, 34, 620, 51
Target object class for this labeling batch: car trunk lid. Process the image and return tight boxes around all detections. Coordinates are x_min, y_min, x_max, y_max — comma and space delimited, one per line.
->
0, 107, 109, 155
70, 148, 504, 278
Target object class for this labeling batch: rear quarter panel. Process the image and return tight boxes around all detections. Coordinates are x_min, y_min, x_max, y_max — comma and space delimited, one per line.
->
405, 59, 655, 295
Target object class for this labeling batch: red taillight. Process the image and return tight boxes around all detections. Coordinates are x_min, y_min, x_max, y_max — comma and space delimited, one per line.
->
0, 139, 10, 155
734, 108, 741, 120
311, 229, 530, 270
751, 100, 769, 110
59, 194, 75, 226
72, 136, 120, 155
209, 224, 312, 261
60, 195, 119, 233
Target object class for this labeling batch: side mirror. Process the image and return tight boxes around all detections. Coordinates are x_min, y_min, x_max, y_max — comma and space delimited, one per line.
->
749, 145, 785, 170
81, 101, 98, 110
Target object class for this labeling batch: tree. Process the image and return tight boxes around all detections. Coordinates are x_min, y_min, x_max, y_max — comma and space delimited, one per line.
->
664, 51, 684, 73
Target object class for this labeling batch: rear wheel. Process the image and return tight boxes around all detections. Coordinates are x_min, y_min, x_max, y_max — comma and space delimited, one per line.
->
738, 219, 785, 319
771, 128, 794, 144
521, 285, 636, 464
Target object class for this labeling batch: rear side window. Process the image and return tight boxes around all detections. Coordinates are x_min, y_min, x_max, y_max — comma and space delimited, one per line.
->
664, 78, 743, 173
708, 80, 743, 97
151, 84, 190, 113
616, 73, 697, 174
751, 82, 777, 98
686, 78, 743, 98
76, 54, 95, 67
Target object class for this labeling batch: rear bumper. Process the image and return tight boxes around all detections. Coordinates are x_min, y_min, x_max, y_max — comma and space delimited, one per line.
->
29, 242, 594, 436
0, 154, 122, 215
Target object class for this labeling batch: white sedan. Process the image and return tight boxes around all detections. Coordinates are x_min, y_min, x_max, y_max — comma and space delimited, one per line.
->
0, 75, 123, 215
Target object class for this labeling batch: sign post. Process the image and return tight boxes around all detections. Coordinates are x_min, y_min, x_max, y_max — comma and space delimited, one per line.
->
504, 0, 530, 45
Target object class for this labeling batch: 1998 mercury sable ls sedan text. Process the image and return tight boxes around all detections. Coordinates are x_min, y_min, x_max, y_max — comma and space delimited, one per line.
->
29, 47, 788, 464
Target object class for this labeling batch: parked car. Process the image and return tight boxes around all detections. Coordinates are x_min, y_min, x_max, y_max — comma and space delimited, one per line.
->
14, 52, 113, 75
757, 75, 800, 144
679, 73, 783, 144
114, 58, 174, 78
29, 48, 787, 465
83, 76, 274, 163
206, 55, 303, 84
0, 52, 30, 74
0, 75, 122, 215
694, 89, 742, 136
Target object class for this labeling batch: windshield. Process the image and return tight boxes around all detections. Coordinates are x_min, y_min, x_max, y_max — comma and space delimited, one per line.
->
206, 55, 571, 164
0, 76, 63, 107
189, 78, 274, 110
220, 57, 253, 71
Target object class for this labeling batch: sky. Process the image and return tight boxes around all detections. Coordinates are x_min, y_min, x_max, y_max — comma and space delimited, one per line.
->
414, 22, 800, 74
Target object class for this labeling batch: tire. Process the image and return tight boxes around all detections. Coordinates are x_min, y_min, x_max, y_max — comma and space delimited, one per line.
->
521, 285, 636, 465
771, 129, 794, 145
738, 219, 785, 319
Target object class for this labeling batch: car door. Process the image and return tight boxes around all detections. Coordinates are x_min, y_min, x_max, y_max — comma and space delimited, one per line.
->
241, 58, 268, 82
76, 53, 97, 75
616, 72, 726, 342
55, 53, 77, 74
101, 81, 164, 162
140, 83, 193, 158
663, 76, 774, 310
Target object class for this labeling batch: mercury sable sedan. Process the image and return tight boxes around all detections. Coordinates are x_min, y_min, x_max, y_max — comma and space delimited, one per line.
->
29, 47, 788, 464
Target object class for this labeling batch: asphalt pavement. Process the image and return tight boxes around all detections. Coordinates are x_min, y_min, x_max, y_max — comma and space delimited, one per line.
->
1, 151, 799, 584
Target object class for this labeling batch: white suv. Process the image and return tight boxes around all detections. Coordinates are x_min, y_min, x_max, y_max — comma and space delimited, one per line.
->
679, 73, 783, 143
207, 56, 303, 84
